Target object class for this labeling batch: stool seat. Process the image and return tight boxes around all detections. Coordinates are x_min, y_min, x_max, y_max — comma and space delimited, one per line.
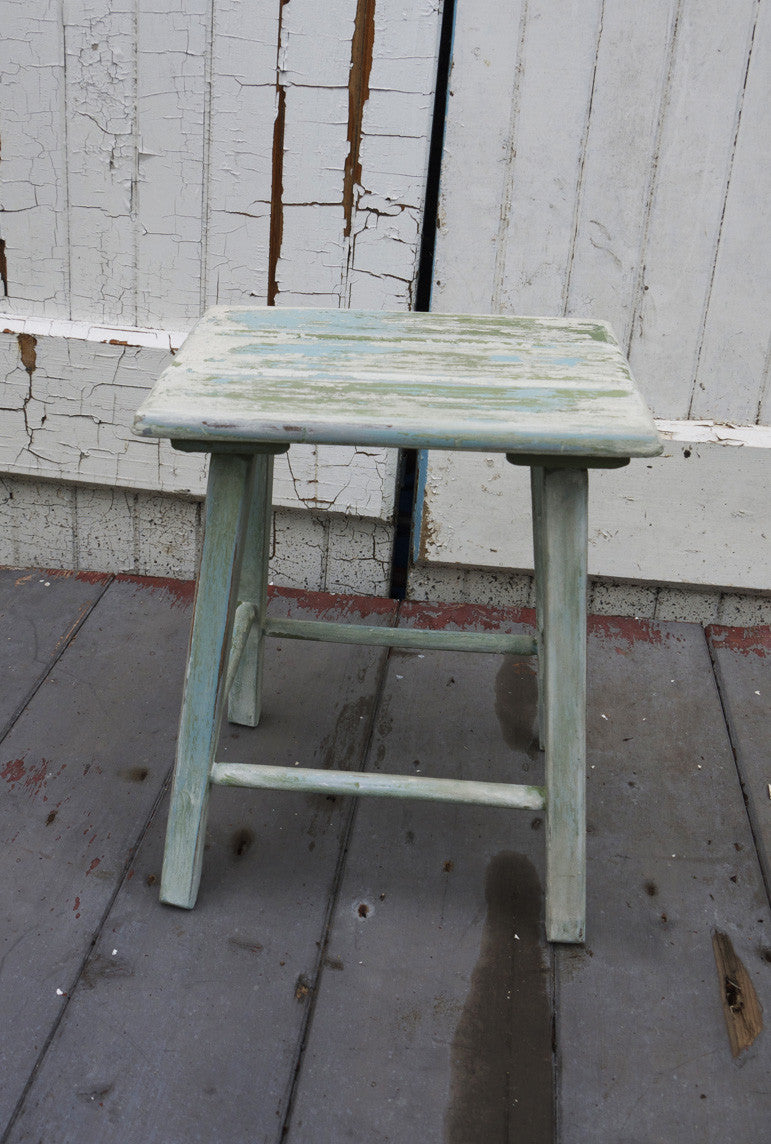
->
134, 307, 661, 458
132, 306, 661, 943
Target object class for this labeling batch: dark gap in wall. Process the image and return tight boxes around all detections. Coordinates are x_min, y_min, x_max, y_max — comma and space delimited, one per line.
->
389, 0, 456, 599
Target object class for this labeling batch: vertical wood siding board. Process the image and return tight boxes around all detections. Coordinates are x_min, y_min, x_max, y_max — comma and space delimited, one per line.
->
496, 0, 604, 317
565, 3, 677, 338
431, 1, 526, 313
686, 0, 759, 418
561, 0, 605, 317
204, 3, 276, 306
490, 0, 530, 309
132, 0, 139, 322
199, 0, 215, 316
135, 0, 209, 328
349, 0, 441, 308
61, 3, 74, 317
624, 0, 684, 359
689, 0, 767, 421
0, 3, 69, 315
627, 0, 759, 418
63, 2, 138, 325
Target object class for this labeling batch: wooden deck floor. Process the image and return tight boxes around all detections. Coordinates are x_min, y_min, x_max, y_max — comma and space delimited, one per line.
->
0, 568, 768, 1143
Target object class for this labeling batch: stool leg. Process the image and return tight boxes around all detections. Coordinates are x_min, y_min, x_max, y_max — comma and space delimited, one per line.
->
530, 466, 546, 751
160, 453, 255, 909
538, 466, 588, 943
228, 453, 274, 727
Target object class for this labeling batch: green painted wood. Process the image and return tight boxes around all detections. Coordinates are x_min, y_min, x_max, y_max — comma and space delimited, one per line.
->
228, 453, 274, 727
265, 615, 538, 655
211, 761, 546, 809
171, 440, 289, 455
160, 453, 254, 909
540, 467, 588, 942
222, 602, 256, 700
507, 452, 630, 468
531, 466, 546, 752
557, 618, 770, 1141
133, 308, 662, 458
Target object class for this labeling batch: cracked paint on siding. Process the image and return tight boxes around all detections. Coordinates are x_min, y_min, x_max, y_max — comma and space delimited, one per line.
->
268, 0, 290, 306
0, 0, 441, 560
343, 0, 376, 239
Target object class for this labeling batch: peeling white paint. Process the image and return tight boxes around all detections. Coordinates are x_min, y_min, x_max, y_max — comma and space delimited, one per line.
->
0, 327, 397, 519
0, 0, 440, 574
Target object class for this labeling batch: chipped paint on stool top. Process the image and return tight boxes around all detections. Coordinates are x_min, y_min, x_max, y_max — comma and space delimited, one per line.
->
133, 307, 663, 458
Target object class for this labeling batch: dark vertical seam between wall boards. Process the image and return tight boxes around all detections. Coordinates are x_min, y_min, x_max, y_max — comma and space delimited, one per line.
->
414, 0, 457, 313
687, 0, 760, 418
705, 630, 771, 908
625, 0, 684, 359
0, 749, 173, 1144
0, 240, 8, 298
562, 0, 605, 316
0, 574, 115, 750
757, 332, 771, 424
392, 0, 457, 599
491, 0, 530, 309
199, 0, 215, 315
276, 614, 399, 1141
267, 0, 290, 307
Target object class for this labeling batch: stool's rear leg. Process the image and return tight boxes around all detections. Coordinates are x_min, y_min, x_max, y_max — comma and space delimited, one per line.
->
530, 466, 546, 751
539, 466, 588, 943
228, 453, 274, 727
160, 453, 255, 909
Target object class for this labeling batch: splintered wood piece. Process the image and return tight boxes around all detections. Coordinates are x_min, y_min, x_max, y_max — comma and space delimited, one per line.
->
711, 930, 763, 1057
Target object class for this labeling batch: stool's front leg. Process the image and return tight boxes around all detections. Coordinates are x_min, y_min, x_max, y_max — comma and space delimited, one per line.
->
530, 466, 546, 751
228, 452, 274, 727
536, 466, 588, 943
160, 452, 255, 909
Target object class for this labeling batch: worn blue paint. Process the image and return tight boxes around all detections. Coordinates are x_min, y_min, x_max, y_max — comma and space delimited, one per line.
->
138, 306, 662, 943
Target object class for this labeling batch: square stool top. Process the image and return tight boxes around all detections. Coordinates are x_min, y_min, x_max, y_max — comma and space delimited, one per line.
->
133, 307, 661, 459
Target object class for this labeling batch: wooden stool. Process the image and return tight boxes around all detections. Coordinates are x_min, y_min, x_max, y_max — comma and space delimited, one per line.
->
133, 308, 661, 942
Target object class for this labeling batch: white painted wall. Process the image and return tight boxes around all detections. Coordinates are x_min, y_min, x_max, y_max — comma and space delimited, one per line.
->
2, 0, 768, 595
0, 0, 442, 528
425, 0, 770, 593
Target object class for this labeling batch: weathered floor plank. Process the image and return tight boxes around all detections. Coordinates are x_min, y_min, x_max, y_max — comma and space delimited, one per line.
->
707, 624, 771, 900
556, 617, 770, 1142
5, 587, 395, 1144
0, 567, 112, 741
0, 575, 193, 1132
2, 577, 769, 1143
285, 601, 554, 1144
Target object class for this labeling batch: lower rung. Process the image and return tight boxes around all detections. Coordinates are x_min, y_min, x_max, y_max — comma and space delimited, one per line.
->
210, 763, 545, 810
